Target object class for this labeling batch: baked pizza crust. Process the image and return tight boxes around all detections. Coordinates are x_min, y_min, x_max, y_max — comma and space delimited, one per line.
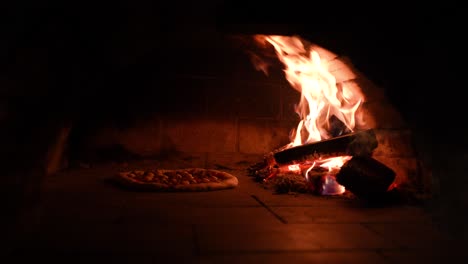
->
113, 168, 239, 192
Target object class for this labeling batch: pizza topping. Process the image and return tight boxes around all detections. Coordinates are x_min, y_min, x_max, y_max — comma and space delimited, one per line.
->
144, 172, 155, 181
124, 169, 201, 185
134, 170, 145, 176
114, 168, 238, 192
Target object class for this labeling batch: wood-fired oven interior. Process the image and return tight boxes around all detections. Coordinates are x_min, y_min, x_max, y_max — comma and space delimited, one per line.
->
2, 2, 466, 260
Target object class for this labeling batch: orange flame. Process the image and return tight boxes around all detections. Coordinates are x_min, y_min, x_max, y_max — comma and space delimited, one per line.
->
309, 156, 351, 195
255, 35, 365, 147
251, 35, 367, 196
287, 164, 301, 173
318, 156, 352, 171
304, 156, 352, 174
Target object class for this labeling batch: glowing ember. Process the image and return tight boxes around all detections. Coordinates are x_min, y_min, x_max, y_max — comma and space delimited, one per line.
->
388, 182, 398, 191
287, 164, 301, 172
317, 156, 352, 171
306, 156, 352, 195
322, 174, 346, 195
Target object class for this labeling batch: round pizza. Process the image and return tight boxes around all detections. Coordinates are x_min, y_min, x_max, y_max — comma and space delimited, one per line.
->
113, 168, 239, 191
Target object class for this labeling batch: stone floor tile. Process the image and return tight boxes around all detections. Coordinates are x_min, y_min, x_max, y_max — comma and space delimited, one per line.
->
198, 251, 388, 264
6, 250, 164, 264
123, 188, 259, 208
27, 161, 459, 264
119, 206, 281, 225
248, 191, 360, 207
31, 222, 194, 255
364, 222, 455, 249
379, 249, 468, 264
272, 205, 431, 224
196, 223, 398, 253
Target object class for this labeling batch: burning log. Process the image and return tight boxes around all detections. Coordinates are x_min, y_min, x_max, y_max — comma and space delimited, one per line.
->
273, 129, 377, 165
247, 153, 278, 182
335, 156, 396, 200
265, 172, 313, 194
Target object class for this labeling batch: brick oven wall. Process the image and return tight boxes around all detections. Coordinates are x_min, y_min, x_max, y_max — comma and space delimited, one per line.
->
67, 28, 427, 193
2, 3, 464, 250
2, 20, 428, 207
329, 57, 426, 192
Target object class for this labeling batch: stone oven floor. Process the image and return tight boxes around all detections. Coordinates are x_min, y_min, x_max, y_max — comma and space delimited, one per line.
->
7, 154, 466, 263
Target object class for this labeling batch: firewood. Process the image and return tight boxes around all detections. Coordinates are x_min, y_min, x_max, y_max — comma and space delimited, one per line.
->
273, 129, 377, 165
265, 172, 312, 194
247, 153, 277, 181
335, 156, 396, 200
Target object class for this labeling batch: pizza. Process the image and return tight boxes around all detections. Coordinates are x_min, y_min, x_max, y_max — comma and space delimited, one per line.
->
113, 168, 239, 191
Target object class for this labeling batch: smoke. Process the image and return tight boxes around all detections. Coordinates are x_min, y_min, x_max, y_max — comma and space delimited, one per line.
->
247, 51, 270, 76
238, 35, 283, 77
346, 130, 378, 157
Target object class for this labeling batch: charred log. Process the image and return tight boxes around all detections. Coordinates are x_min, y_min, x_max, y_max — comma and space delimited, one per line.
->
265, 173, 312, 194
273, 129, 377, 165
247, 154, 277, 181
335, 156, 396, 200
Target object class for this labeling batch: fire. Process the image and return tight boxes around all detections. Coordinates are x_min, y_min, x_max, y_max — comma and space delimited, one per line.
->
317, 156, 353, 171
305, 156, 351, 195
287, 164, 301, 172
251, 35, 367, 195
254, 35, 365, 147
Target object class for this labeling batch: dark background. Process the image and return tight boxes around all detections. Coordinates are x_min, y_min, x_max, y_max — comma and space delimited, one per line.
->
2, 2, 461, 134
1, 0, 466, 242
